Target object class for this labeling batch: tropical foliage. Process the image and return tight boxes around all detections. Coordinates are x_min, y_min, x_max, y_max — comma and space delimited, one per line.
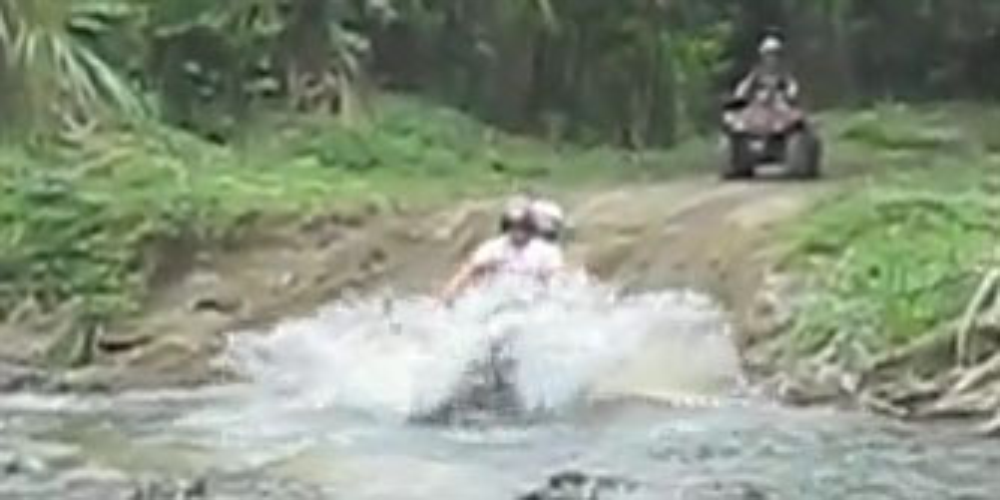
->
4, 0, 1000, 143
0, 0, 143, 134
785, 105, 1000, 367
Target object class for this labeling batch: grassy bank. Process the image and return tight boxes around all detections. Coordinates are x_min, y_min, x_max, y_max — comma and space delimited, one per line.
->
0, 96, 686, 327
781, 104, 999, 371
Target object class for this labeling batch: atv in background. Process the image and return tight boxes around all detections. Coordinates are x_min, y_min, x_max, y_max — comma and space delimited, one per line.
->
720, 94, 822, 180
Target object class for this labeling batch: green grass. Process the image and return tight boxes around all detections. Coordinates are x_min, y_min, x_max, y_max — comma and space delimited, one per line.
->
782, 104, 1000, 369
0, 95, 682, 325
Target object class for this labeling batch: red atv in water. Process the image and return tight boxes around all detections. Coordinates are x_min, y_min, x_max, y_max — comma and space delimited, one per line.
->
720, 93, 822, 180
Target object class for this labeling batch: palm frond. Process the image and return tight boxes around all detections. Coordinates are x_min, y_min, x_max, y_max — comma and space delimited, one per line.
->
0, 2, 15, 48
533, 0, 560, 32
73, 42, 144, 115
0, 0, 145, 127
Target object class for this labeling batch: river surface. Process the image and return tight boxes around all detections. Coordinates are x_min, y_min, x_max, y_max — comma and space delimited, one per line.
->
1, 279, 998, 500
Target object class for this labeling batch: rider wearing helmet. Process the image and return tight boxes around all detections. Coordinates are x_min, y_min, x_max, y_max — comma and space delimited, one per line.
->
439, 196, 565, 304
529, 199, 566, 244
529, 198, 592, 279
498, 195, 534, 236
734, 34, 800, 106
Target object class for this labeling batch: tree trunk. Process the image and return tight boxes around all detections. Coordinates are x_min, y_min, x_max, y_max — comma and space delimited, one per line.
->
278, 0, 336, 113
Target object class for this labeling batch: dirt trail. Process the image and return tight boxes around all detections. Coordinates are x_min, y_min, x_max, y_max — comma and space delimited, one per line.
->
57, 177, 829, 390
573, 180, 823, 327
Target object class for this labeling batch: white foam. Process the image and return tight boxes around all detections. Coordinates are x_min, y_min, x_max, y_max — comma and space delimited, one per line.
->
223, 274, 740, 421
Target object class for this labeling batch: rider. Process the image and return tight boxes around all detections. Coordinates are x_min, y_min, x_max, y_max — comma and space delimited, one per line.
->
733, 34, 800, 107
529, 198, 566, 244
438, 197, 565, 304
530, 197, 592, 280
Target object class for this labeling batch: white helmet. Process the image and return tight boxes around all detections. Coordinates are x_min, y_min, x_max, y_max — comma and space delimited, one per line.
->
500, 196, 533, 233
759, 36, 784, 55
530, 199, 566, 241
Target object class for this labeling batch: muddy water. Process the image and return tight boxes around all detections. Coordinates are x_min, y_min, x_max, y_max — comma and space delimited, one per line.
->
2, 281, 999, 500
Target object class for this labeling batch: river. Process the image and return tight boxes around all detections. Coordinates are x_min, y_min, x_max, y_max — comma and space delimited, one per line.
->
1, 278, 997, 500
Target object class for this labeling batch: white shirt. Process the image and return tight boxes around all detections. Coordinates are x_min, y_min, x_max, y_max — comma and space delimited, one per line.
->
470, 236, 564, 279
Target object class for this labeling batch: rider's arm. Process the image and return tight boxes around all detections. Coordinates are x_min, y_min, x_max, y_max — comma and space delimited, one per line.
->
734, 71, 756, 100
534, 244, 570, 284
438, 260, 485, 305
438, 240, 500, 305
783, 73, 801, 103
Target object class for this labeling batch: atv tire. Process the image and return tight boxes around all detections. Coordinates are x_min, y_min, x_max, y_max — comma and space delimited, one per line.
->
786, 129, 822, 180
722, 135, 756, 180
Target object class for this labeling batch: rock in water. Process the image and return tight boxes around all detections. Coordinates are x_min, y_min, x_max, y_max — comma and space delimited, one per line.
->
127, 476, 209, 500
518, 470, 640, 500
0, 361, 50, 391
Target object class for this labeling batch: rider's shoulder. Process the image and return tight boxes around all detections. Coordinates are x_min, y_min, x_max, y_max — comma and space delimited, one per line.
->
527, 238, 564, 260
527, 237, 559, 249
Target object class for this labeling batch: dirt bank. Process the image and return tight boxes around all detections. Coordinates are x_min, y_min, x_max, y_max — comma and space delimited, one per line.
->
1, 177, 818, 392
571, 181, 824, 340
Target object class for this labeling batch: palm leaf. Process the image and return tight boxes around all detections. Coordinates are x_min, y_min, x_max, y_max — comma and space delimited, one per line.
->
533, 0, 560, 31
73, 43, 144, 115
0, 0, 144, 127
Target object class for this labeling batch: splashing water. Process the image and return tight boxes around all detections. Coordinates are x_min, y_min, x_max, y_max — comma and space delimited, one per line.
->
223, 274, 743, 423
7, 277, 1000, 500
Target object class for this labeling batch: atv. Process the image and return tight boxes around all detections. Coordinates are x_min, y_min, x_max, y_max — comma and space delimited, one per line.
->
410, 299, 527, 426
720, 94, 822, 180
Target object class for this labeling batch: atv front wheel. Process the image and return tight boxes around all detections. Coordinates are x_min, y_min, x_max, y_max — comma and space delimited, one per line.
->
786, 129, 822, 179
722, 135, 756, 180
